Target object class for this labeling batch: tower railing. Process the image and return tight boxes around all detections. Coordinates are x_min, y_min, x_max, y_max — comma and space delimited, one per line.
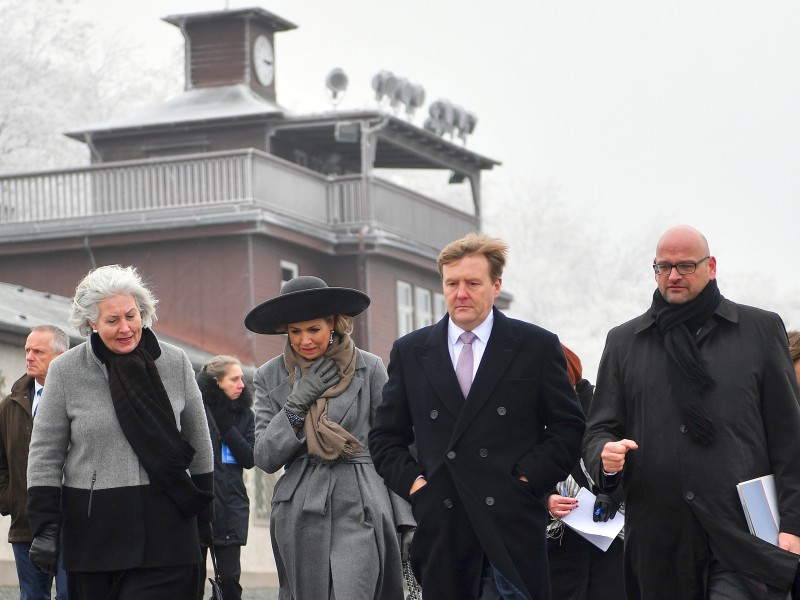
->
0, 149, 478, 251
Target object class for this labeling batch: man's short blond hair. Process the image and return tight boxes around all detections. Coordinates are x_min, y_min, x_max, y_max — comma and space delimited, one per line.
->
436, 233, 508, 282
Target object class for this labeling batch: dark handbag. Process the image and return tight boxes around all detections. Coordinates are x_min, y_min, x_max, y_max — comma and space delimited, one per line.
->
208, 544, 224, 600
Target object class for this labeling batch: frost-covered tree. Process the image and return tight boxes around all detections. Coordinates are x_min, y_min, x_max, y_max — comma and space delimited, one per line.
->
0, 0, 180, 173
481, 174, 663, 378
482, 176, 800, 377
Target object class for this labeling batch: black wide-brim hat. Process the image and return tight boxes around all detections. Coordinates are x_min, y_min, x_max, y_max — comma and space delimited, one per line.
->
244, 276, 371, 334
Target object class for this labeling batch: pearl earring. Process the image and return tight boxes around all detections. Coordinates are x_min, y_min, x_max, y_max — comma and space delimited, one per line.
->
329, 330, 335, 345
92, 329, 98, 333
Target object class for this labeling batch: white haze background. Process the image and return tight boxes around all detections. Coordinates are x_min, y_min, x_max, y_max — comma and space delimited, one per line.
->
4, 0, 800, 379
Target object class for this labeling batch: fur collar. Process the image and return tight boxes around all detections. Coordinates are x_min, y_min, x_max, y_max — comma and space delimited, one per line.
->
196, 370, 253, 413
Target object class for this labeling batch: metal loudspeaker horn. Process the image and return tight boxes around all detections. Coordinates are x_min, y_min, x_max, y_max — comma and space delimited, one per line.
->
325, 68, 349, 106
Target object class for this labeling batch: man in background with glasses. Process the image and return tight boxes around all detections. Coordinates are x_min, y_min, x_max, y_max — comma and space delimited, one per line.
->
583, 224, 800, 599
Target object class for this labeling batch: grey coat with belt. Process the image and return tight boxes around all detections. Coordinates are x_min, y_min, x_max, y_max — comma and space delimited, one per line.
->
254, 347, 412, 600
27, 336, 214, 572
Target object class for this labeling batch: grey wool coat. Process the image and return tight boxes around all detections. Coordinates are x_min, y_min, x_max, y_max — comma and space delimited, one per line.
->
27, 336, 214, 572
583, 297, 800, 598
254, 347, 413, 600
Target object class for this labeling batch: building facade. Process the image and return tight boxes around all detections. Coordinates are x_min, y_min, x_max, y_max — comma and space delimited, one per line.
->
0, 6, 503, 586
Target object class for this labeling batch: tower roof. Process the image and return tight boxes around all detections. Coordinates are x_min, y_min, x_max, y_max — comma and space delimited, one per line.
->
65, 84, 283, 139
163, 7, 297, 33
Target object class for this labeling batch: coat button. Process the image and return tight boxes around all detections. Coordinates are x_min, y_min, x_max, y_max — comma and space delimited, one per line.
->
497, 406, 507, 416
479, 448, 488, 457
679, 425, 688, 434
685, 491, 695, 501
485, 497, 495, 506
430, 410, 438, 419
446, 450, 456, 460
444, 499, 453, 509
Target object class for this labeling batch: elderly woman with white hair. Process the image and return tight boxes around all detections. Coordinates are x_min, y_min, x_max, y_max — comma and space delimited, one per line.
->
26, 265, 214, 600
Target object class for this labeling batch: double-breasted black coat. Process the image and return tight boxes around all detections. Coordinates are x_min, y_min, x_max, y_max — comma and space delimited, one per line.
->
583, 297, 800, 598
369, 308, 586, 599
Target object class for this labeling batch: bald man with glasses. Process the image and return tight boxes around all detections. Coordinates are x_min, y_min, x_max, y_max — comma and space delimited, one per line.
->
583, 225, 800, 600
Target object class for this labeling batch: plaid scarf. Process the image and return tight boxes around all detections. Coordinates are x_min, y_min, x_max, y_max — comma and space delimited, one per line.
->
92, 328, 213, 518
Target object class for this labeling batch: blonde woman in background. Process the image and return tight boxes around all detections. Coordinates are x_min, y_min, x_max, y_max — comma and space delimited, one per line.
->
196, 355, 255, 600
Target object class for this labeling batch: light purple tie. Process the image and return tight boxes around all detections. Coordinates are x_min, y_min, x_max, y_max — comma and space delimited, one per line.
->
456, 331, 477, 398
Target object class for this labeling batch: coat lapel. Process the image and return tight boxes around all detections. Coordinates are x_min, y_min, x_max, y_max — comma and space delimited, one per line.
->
315, 349, 366, 424
326, 358, 364, 423
451, 309, 521, 444
414, 316, 465, 419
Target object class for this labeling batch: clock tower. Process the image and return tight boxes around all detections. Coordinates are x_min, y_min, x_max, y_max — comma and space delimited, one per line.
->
164, 7, 296, 103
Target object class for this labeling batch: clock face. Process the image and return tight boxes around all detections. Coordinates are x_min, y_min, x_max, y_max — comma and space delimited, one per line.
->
253, 35, 274, 87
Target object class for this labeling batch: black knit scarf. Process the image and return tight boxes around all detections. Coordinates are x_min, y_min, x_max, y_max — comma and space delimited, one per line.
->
650, 279, 721, 446
91, 328, 213, 518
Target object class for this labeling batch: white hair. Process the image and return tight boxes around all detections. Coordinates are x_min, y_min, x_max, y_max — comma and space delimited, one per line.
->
69, 265, 158, 336
30, 325, 70, 354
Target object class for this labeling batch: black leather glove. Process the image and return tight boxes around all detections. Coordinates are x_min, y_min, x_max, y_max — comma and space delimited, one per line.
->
209, 401, 234, 435
593, 493, 619, 522
198, 521, 213, 549
399, 526, 415, 562
29, 523, 60, 575
284, 358, 341, 420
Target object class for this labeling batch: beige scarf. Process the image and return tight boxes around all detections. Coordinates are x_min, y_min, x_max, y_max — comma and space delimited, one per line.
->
283, 333, 363, 460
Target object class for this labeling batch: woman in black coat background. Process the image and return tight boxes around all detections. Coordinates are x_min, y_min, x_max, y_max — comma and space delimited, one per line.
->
546, 345, 625, 600
196, 355, 255, 600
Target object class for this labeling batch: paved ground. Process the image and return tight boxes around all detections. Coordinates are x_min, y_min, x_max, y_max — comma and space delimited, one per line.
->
0, 586, 279, 599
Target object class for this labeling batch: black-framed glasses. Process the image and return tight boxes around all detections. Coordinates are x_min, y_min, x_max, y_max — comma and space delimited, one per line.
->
652, 256, 710, 276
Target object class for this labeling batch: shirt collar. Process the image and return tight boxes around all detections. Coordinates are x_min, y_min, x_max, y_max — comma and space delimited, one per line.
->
448, 309, 495, 346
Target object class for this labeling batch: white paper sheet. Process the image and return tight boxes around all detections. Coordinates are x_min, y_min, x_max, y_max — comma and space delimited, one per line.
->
560, 487, 625, 551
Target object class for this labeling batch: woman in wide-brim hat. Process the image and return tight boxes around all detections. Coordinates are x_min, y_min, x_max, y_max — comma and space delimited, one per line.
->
246, 276, 413, 600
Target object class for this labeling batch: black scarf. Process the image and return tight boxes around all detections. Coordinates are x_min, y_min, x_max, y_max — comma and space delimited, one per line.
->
650, 279, 721, 446
92, 328, 213, 518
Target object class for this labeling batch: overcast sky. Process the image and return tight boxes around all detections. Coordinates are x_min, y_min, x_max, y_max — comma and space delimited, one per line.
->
76, 0, 800, 372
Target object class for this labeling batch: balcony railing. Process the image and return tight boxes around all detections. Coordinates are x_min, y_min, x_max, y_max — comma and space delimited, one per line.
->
0, 149, 478, 252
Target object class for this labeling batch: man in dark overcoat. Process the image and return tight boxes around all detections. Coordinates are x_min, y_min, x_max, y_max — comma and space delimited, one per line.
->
369, 233, 586, 599
583, 224, 800, 599
0, 325, 69, 600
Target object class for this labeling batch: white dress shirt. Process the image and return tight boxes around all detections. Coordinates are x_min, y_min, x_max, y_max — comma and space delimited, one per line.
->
447, 310, 495, 383
32, 382, 44, 417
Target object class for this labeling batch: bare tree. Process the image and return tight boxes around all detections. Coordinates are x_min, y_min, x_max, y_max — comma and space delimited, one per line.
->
482, 176, 800, 377
0, 0, 180, 173
481, 174, 663, 378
